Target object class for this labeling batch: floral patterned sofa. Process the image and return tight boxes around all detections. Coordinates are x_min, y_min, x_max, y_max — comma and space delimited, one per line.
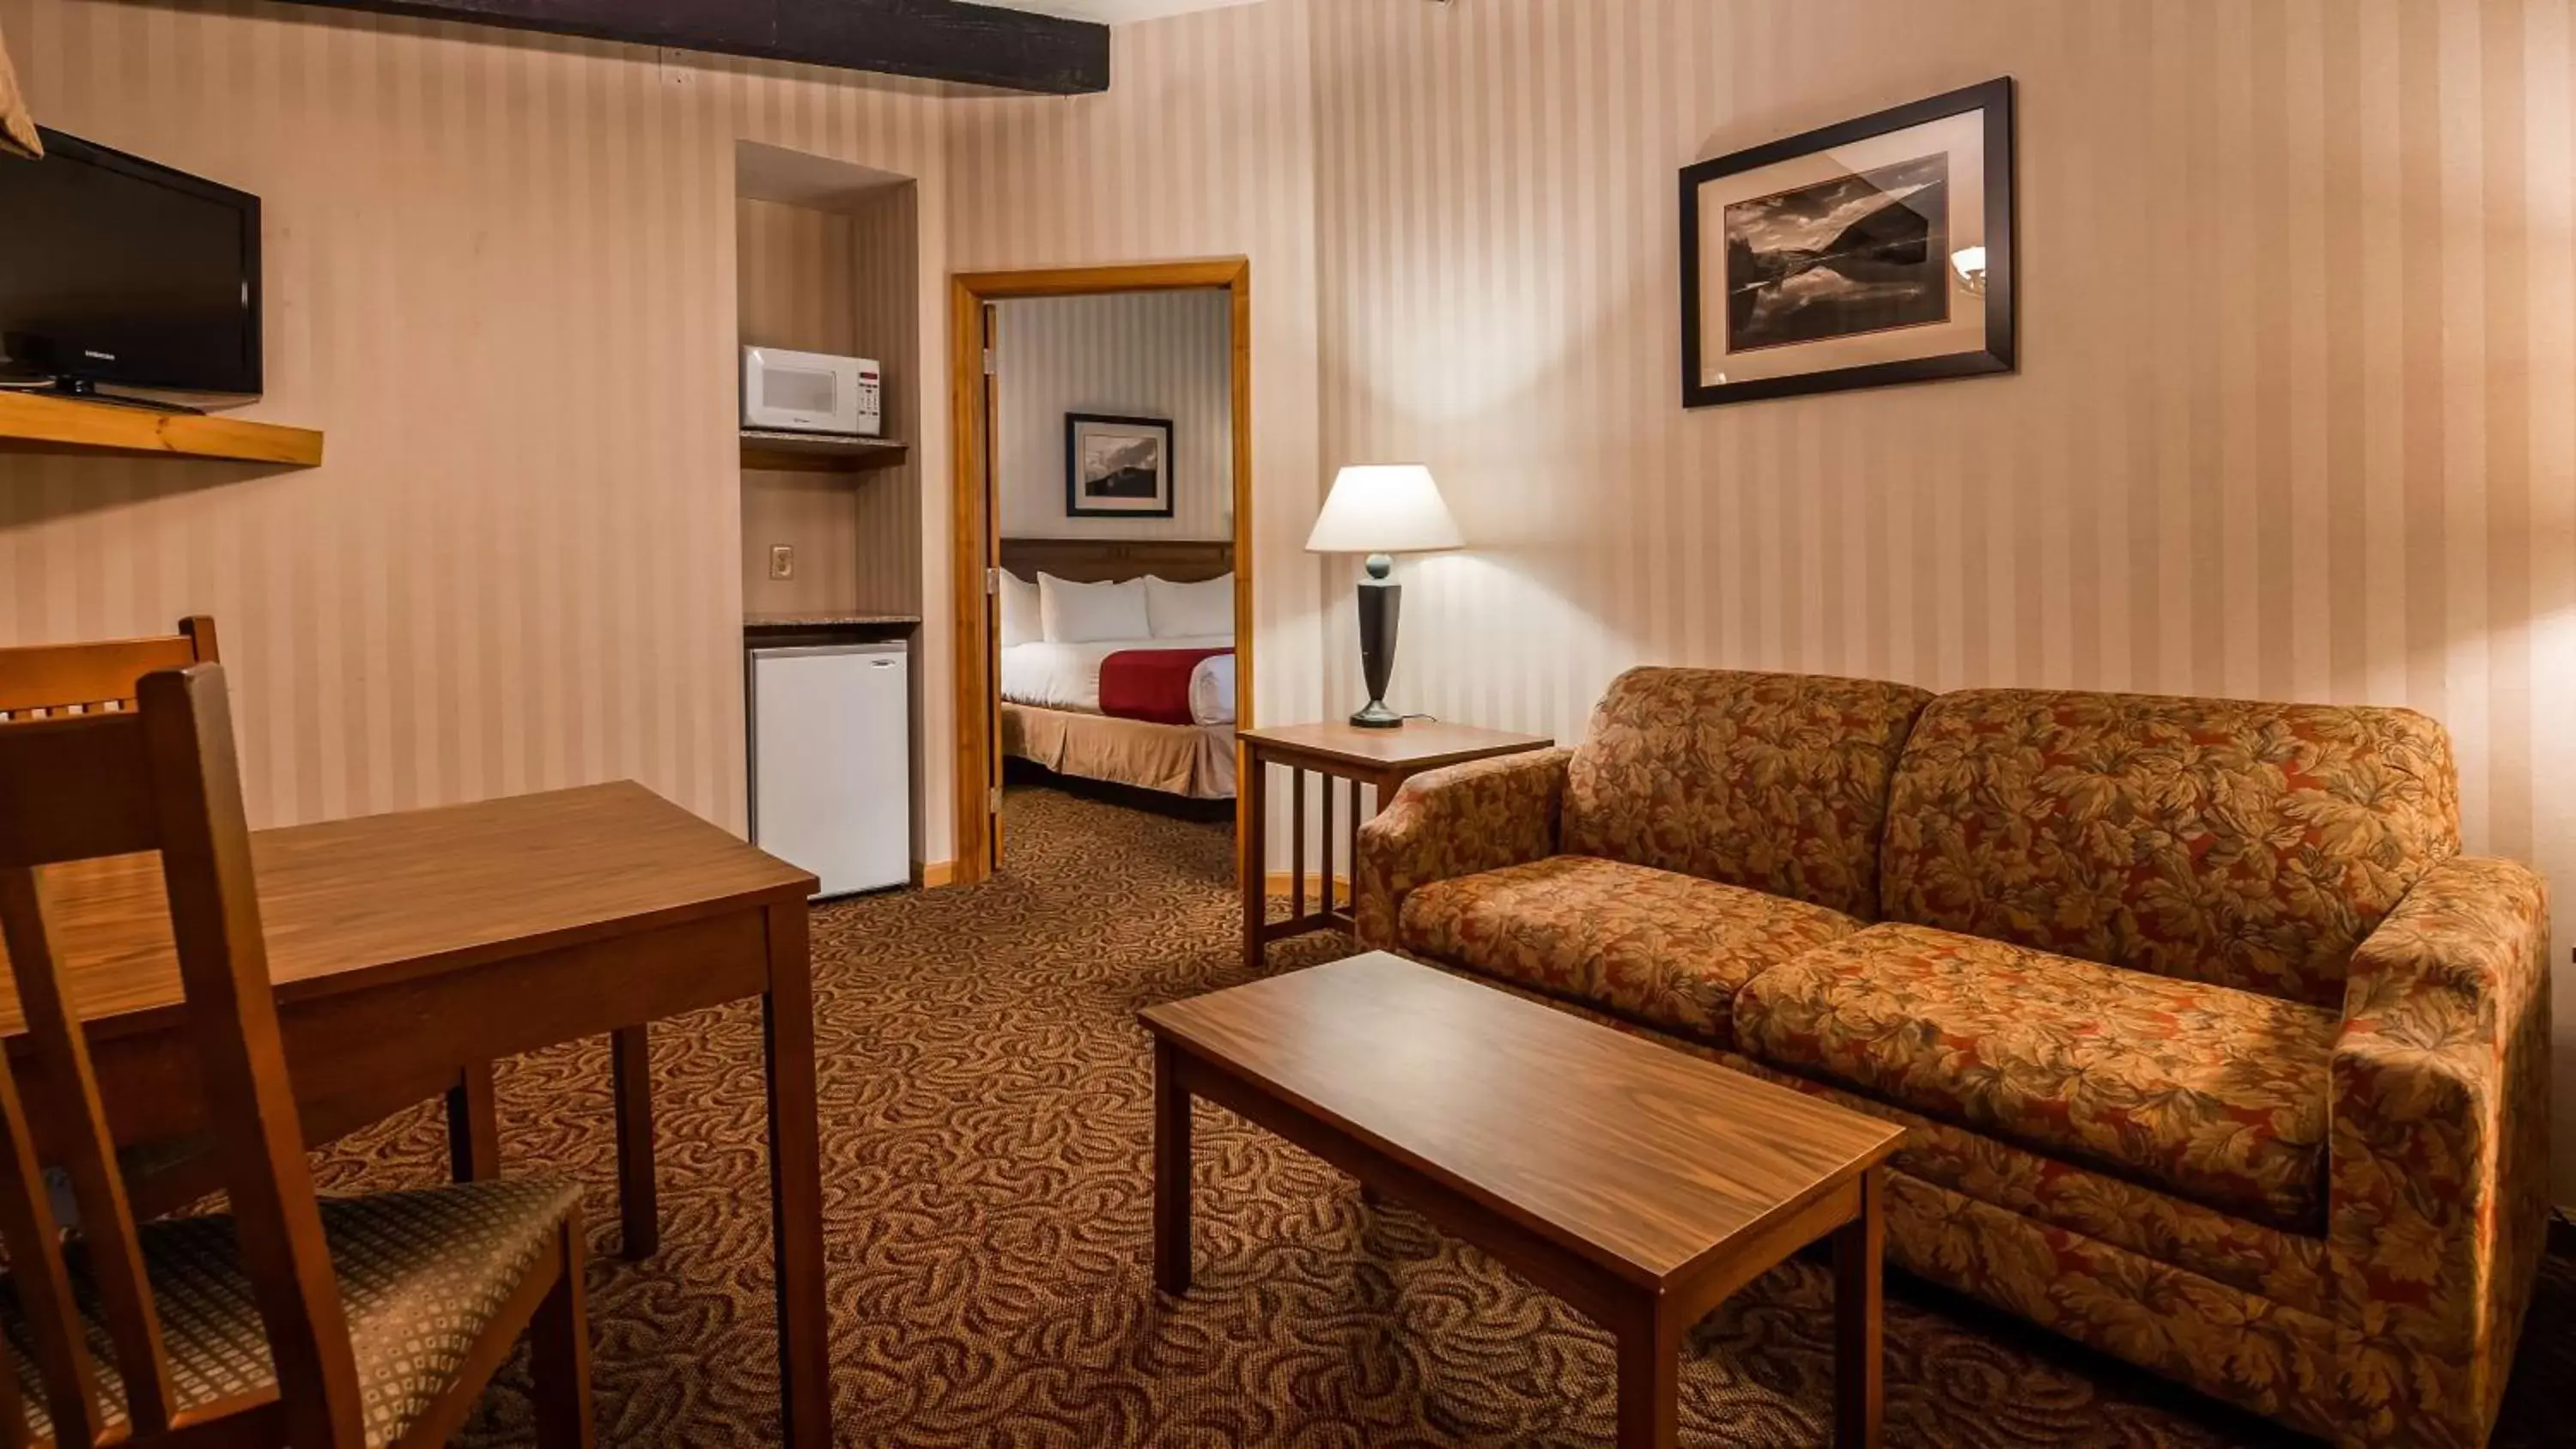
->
1354, 666, 2549, 1448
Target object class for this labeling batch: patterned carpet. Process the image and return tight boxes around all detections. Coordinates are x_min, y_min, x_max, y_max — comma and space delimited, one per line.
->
301, 784, 2575, 1447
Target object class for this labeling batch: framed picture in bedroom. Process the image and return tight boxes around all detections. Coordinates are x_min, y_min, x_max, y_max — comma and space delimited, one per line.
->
1066, 413, 1176, 518
1680, 76, 2016, 409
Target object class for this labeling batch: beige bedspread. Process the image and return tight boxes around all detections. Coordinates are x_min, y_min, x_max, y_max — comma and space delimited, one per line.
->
1003, 702, 1236, 800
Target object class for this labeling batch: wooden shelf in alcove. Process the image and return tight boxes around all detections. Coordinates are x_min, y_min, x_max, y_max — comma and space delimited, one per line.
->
0, 391, 325, 468
739, 428, 908, 474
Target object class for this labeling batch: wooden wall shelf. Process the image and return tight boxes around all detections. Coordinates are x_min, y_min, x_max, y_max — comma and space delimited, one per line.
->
740, 429, 907, 475
0, 391, 325, 468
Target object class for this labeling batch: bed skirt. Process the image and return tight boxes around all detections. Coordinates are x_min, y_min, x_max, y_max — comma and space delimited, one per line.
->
1002, 702, 1237, 800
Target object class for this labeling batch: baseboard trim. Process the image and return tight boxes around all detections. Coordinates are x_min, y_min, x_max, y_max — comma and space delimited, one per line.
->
914, 861, 957, 889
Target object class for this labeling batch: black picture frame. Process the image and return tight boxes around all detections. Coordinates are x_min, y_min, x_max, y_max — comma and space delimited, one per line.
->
1064, 411, 1177, 518
1680, 76, 2016, 409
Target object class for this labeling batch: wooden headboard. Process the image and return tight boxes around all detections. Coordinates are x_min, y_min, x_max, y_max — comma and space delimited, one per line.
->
999, 537, 1233, 584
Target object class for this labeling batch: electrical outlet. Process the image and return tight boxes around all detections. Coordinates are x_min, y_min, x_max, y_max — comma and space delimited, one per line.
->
769, 545, 796, 580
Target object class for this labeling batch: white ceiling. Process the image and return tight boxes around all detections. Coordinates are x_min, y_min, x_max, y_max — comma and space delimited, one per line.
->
973, 0, 1265, 25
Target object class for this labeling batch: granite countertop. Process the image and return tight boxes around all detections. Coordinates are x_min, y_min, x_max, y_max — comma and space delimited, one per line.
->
744, 611, 922, 629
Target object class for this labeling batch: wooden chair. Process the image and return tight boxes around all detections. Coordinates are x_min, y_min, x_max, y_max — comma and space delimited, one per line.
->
0, 617, 219, 721
0, 621, 522, 1222
0, 664, 595, 1447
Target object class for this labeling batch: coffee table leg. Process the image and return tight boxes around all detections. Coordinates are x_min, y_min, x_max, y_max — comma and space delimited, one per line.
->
1834, 1167, 1885, 1449
1153, 1035, 1192, 1295
1613, 1304, 1680, 1449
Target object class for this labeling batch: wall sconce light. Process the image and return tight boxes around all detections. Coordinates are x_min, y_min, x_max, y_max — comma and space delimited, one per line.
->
1950, 246, 1989, 297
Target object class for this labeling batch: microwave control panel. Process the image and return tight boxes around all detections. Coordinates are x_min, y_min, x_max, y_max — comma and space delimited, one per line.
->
854, 366, 883, 436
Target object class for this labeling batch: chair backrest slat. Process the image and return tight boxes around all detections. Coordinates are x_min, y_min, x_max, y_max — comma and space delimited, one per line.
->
0, 866, 177, 1434
0, 665, 369, 1448
0, 616, 217, 721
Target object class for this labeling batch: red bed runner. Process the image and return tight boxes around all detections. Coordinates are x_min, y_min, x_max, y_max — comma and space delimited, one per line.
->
1098, 647, 1230, 726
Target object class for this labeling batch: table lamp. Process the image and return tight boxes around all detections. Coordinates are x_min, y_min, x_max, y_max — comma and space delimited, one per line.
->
1305, 464, 1464, 728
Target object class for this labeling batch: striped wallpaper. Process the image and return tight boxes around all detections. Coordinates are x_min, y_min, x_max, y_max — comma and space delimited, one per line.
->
994, 289, 1236, 543
1296, 0, 2576, 1191
0, 0, 959, 858
8, 0, 2576, 1191
738, 196, 869, 616
958, 0, 2576, 1193
949, 0, 1332, 745
846, 180, 928, 619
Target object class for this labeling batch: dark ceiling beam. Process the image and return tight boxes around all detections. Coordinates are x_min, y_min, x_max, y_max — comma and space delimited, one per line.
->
260, 0, 1110, 94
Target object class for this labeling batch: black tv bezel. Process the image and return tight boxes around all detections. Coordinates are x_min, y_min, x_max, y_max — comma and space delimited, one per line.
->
9, 126, 264, 397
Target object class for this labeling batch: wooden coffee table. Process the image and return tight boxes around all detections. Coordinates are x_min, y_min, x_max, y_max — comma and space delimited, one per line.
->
1140, 952, 1906, 1448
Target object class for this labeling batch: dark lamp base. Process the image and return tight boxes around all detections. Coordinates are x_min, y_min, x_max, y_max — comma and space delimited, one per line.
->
1350, 700, 1404, 729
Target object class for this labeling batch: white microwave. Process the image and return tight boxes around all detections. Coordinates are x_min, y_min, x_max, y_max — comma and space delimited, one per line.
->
742, 347, 882, 437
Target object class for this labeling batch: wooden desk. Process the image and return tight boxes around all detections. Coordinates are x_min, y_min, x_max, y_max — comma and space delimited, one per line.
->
1236, 721, 1552, 968
4, 781, 837, 1449
1143, 954, 1906, 1448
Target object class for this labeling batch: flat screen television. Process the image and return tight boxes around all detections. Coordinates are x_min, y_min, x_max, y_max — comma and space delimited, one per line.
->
0, 127, 263, 398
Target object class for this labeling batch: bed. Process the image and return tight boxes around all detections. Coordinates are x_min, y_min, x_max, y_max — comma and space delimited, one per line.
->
998, 538, 1238, 800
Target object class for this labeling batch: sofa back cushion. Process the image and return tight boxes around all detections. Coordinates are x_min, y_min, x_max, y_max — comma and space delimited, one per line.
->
1563, 668, 1935, 919
1880, 688, 2461, 1007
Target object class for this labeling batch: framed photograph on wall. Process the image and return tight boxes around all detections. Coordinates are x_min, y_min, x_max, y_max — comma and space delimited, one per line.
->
1066, 412, 1176, 518
1681, 77, 2015, 409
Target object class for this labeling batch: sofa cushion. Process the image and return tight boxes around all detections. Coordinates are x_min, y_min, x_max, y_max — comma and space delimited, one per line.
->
1735, 922, 2337, 1231
1880, 688, 2460, 1008
1561, 667, 1934, 919
1399, 854, 1859, 1047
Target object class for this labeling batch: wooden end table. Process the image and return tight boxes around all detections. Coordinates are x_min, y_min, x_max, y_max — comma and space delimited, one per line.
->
1142, 953, 1905, 1448
1237, 720, 1552, 968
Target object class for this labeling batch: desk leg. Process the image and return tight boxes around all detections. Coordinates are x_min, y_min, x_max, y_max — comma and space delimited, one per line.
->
1152, 1036, 1192, 1296
1241, 755, 1267, 972
1834, 1167, 1885, 1449
611, 1026, 659, 1259
446, 1062, 500, 1181
762, 900, 830, 1449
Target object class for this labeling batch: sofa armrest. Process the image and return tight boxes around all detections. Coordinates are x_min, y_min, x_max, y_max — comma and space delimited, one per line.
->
1354, 748, 1571, 949
2330, 853, 2550, 1438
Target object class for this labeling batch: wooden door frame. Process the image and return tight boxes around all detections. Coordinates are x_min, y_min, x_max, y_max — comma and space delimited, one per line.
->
947, 258, 1254, 887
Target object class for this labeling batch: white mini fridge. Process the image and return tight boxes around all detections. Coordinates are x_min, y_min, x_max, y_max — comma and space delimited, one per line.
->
748, 642, 911, 898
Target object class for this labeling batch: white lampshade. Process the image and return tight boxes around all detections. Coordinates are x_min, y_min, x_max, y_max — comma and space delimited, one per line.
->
1304, 464, 1465, 556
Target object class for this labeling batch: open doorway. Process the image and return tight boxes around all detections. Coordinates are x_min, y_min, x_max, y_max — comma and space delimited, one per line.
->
947, 261, 1253, 887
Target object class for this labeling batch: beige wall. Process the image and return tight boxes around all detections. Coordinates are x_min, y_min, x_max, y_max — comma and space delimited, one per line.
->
961, 0, 2576, 1195
0, 0, 957, 859
995, 290, 1234, 543
1293, 0, 2576, 1189
735, 191, 923, 618
950, 0, 1332, 747
847, 183, 926, 617
738, 196, 866, 615
9, 0, 2575, 1191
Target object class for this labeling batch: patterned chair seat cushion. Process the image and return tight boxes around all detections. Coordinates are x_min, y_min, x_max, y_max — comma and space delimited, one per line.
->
1398, 853, 1861, 1046
1735, 923, 2336, 1231
8, 1175, 581, 1446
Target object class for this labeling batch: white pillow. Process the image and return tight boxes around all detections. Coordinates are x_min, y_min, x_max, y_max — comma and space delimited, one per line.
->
1038, 573, 1151, 644
999, 570, 1042, 648
1146, 573, 1234, 639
